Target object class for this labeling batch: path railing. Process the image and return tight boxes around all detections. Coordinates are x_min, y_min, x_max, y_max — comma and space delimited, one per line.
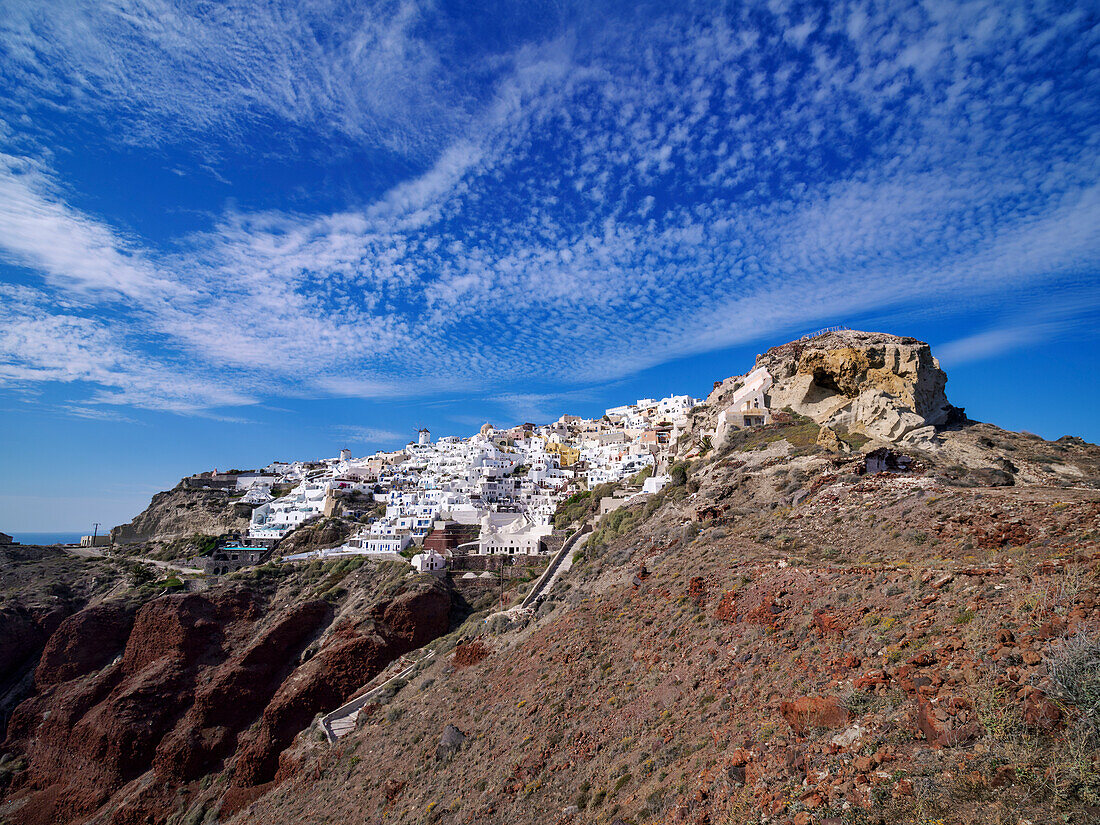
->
320, 649, 436, 742
519, 522, 591, 610
798, 325, 849, 341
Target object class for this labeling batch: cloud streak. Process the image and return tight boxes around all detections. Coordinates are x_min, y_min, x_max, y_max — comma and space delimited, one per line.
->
332, 425, 405, 447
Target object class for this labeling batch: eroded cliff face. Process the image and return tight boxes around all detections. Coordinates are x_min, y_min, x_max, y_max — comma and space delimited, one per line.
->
110, 485, 250, 546
222, 582, 451, 814
751, 330, 954, 446
1, 569, 453, 825
0, 547, 119, 727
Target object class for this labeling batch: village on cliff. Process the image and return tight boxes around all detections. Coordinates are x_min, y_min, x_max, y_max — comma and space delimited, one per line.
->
182, 365, 775, 578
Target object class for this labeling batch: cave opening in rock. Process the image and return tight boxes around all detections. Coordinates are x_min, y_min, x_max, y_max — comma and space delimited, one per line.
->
812, 367, 844, 395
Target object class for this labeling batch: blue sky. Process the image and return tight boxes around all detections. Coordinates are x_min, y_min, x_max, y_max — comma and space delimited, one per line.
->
1, 0, 1098, 532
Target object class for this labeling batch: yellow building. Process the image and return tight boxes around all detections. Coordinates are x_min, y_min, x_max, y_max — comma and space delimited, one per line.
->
545, 441, 580, 467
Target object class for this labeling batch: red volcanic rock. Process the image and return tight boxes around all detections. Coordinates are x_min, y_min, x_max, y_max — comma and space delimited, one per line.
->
812, 609, 846, 637
4, 579, 452, 825
714, 591, 739, 622
372, 584, 451, 648
153, 599, 331, 783
4, 588, 272, 825
1022, 692, 1063, 732
1036, 616, 1067, 640
914, 696, 942, 744
745, 595, 784, 627
0, 607, 45, 682
223, 582, 451, 815
854, 670, 888, 690
780, 696, 849, 735
714, 589, 786, 627
987, 520, 1035, 548
121, 589, 259, 676
453, 640, 490, 669
913, 697, 980, 747
0, 604, 72, 685
35, 602, 135, 687
688, 576, 708, 607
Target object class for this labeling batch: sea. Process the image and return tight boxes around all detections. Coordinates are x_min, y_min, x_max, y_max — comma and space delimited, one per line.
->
9, 532, 85, 546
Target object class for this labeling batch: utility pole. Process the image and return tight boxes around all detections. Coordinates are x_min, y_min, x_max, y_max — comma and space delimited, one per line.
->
92, 522, 101, 544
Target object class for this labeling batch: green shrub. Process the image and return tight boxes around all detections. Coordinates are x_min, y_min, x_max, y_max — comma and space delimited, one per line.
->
669, 463, 689, 486
192, 534, 219, 555
122, 560, 155, 586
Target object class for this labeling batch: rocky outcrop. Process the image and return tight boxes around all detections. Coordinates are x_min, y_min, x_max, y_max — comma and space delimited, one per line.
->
274, 519, 356, 556
111, 484, 250, 545
4, 590, 265, 825
780, 695, 850, 735
152, 599, 332, 784
34, 602, 135, 687
0, 606, 65, 689
750, 330, 954, 446
222, 580, 451, 813
2, 575, 454, 825
0, 548, 124, 728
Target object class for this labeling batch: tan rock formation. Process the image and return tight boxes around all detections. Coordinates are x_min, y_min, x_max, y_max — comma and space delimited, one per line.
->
815, 425, 847, 453
755, 330, 952, 445
111, 484, 250, 545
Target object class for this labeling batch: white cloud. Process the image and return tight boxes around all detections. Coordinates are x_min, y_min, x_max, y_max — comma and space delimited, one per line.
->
0, 0, 479, 159
0, 155, 176, 300
1, 1, 1098, 417
332, 425, 405, 446
936, 289, 1100, 367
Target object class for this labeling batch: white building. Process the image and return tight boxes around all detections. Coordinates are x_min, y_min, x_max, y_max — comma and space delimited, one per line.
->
235, 474, 278, 490
643, 474, 671, 494
714, 367, 773, 444
411, 549, 446, 573
478, 512, 551, 555
248, 480, 328, 540
240, 485, 274, 505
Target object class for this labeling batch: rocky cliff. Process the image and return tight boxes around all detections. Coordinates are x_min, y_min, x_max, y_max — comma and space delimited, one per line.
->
1, 563, 454, 825
110, 483, 250, 546
5, 332, 1099, 825
709, 330, 957, 448
0, 547, 121, 728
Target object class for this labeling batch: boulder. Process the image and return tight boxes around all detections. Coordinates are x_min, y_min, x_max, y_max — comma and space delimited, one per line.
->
436, 724, 467, 761
816, 426, 847, 453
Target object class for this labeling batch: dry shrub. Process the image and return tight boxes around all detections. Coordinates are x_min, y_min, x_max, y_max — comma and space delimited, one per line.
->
1046, 628, 1100, 742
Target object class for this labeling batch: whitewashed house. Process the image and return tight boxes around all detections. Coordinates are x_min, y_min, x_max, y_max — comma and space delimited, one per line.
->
411, 549, 447, 573
477, 512, 551, 555
714, 367, 773, 446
